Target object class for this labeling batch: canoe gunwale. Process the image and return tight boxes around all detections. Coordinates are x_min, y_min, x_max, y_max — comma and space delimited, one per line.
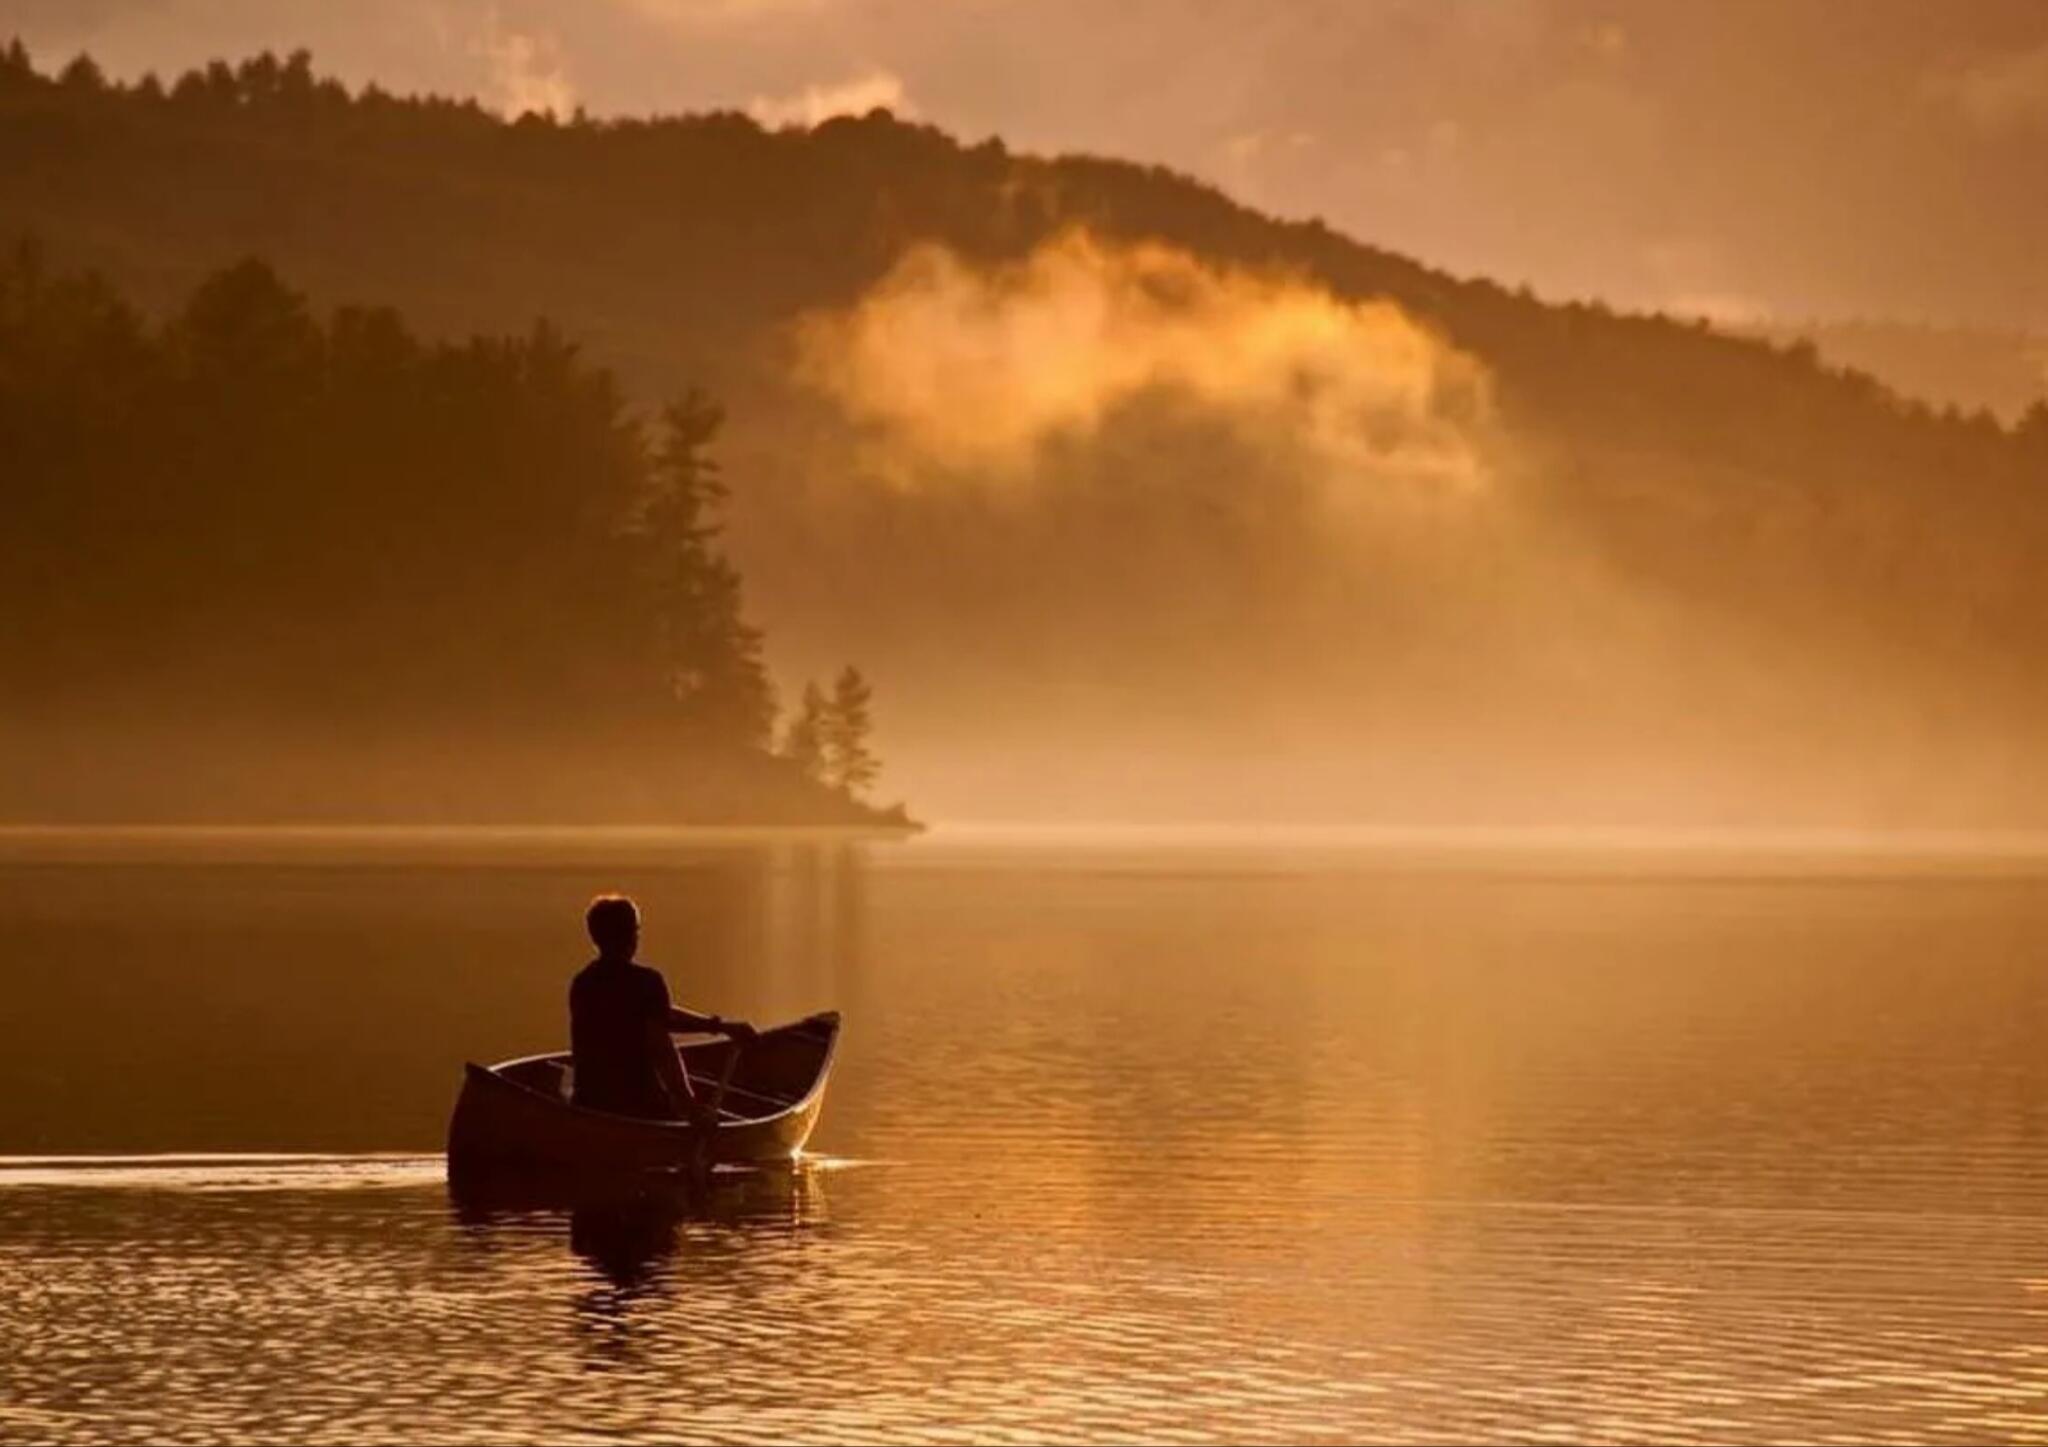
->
448, 1011, 840, 1173
461, 1009, 841, 1138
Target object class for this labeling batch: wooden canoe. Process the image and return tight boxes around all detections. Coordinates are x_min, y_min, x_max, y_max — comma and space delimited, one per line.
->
446, 1010, 840, 1178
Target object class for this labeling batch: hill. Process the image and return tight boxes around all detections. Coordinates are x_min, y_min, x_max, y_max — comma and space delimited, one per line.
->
1756, 319, 2048, 426
4, 44, 2048, 825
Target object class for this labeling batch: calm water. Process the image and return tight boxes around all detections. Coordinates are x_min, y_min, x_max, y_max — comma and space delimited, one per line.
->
2, 827, 2046, 1444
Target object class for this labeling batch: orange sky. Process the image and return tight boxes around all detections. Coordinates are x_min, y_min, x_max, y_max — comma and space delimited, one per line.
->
4, 0, 2046, 328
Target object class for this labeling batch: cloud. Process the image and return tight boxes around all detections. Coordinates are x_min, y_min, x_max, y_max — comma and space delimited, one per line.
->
747, 67, 912, 127
1929, 41, 2048, 133
476, 13, 574, 117
792, 229, 1493, 494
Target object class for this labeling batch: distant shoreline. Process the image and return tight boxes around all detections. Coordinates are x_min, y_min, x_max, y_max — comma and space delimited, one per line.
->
0, 820, 923, 866
0, 821, 923, 840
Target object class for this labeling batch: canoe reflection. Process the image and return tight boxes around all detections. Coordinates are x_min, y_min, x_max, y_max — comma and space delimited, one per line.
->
450, 1165, 829, 1292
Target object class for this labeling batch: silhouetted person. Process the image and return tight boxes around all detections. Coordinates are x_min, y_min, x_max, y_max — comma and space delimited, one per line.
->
570, 894, 756, 1123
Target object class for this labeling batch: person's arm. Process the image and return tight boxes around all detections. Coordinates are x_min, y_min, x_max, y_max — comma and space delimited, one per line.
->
666, 1005, 758, 1043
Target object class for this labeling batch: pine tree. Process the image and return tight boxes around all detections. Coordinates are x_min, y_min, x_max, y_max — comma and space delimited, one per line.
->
822, 665, 879, 797
58, 54, 104, 92
636, 391, 775, 748
779, 681, 830, 781
2018, 400, 2048, 459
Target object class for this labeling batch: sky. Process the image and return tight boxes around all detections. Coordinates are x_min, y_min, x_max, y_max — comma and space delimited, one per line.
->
4, 0, 2048, 330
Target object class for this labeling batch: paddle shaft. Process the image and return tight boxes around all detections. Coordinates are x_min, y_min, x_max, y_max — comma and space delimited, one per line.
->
689, 1041, 742, 1174
705, 1042, 741, 1123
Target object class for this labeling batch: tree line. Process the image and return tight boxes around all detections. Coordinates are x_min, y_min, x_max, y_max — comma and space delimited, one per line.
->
0, 240, 892, 817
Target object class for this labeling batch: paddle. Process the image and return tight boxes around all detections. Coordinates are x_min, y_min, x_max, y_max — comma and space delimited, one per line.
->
690, 1041, 742, 1180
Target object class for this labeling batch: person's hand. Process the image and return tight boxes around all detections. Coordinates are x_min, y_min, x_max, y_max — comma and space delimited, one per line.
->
723, 1020, 759, 1045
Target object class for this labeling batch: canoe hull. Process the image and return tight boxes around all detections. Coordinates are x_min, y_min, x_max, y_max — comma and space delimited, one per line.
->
447, 1011, 838, 1179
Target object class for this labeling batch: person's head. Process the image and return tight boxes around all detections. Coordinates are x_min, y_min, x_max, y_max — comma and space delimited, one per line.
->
585, 894, 640, 961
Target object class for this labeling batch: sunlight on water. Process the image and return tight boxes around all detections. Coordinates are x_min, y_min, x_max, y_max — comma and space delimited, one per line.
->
1, 833, 2044, 1442
0, 1155, 447, 1191
0, 1154, 874, 1192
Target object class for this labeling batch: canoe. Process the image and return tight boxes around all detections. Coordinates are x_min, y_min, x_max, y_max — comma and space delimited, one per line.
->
446, 1010, 840, 1178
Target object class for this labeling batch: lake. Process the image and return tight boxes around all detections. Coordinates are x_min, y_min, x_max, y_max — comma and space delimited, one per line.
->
2, 826, 2045, 1443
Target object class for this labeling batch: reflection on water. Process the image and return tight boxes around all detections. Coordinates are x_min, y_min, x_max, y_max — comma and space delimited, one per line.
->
452, 1163, 831, 1291
1, 830, 2045, 1442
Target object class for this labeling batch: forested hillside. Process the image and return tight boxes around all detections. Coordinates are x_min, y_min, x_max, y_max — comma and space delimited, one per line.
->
1762, 319, 2048, 425
5, 44, 2047, 824
0, 244, 904, 824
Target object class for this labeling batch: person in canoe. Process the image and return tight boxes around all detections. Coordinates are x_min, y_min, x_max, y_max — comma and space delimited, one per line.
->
570, 894, 757, 1124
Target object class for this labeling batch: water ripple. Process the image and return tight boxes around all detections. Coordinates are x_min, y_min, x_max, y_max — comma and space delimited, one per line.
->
1, 1164, 2044, 1444
2, 844, 2046, 1440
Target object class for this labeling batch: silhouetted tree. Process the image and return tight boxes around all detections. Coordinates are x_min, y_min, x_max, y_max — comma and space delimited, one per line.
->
2019, 401, 2048, 458
779, 681, 830, 781
637, 391, 776, 748
0, 247, 805, 781
822, 666, 879, 797
57, 54, 103, 92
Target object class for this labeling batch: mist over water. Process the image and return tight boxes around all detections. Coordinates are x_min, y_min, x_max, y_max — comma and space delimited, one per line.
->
724, 231, 2044, 828
793, 230, 1493, 488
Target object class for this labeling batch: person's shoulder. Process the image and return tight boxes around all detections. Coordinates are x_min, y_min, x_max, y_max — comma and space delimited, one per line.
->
627, 961, 671, 1000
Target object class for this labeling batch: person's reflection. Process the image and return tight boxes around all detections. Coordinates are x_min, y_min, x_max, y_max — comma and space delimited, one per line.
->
451, 1167, 825, 1364
571, 1190, 686, 1292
